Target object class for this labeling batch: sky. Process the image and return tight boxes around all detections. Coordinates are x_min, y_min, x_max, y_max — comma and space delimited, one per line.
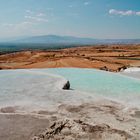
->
0, 0, 140, 40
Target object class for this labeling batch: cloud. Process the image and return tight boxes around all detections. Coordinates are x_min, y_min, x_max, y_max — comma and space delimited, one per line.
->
84, 2, 90, 6
18, 21, 34, 26
37, 13, 45, 17
2, 21, 34, 29
25, 10, 48, 23
26, 10, 33, 14
25, 15, 48, 22
109, 9, 140, 16
0, 10, 50, 38
2, 10, 48, 33
69, 5, 73, 8
0, 21, 37, 38
1, 21, 34, 38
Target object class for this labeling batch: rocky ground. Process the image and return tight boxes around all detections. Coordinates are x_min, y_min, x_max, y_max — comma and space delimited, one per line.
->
0, 101, 140, 140
0, 44, 140, 72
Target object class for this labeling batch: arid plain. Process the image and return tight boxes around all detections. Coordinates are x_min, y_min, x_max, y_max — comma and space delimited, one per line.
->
0, 44, 140, 71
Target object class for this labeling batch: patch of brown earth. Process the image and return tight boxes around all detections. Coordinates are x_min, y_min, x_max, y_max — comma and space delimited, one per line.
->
0, 44, 140, 71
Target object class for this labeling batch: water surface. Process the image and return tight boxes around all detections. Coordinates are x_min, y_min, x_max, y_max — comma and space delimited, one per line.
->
0, 68, 140, 109
44, 68, 140, 105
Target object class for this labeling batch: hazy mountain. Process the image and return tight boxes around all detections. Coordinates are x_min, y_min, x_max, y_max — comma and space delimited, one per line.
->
12, 35, 140, 45
13, 35, 98, 45
1, 35, 140, 45
0, 35, 140, 53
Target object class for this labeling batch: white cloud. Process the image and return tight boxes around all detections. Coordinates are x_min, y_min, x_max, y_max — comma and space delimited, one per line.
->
19, 21, 33, 26
0, 10, 49, 38
109, 9, 140, 16
2, 21, 34, 29
37, 13, 45, 17
25, 15, 48, 22
0, 23, 36, 38
84, 2, 90, 6
26, 10, 34, 14
24, 10, 48, 23
0, 21, 35, 38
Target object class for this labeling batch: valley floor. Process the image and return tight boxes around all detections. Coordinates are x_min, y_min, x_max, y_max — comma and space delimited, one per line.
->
0, 44, 140, 71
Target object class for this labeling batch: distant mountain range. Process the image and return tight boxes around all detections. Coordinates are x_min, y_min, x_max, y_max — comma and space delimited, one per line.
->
9, 35, 140, 45
13, 35, 98, 45
0, 35, 140, 53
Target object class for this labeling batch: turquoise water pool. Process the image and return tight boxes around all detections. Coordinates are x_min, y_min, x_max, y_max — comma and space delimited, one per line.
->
44, 68, 140, 101
0, 68, 140, 108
